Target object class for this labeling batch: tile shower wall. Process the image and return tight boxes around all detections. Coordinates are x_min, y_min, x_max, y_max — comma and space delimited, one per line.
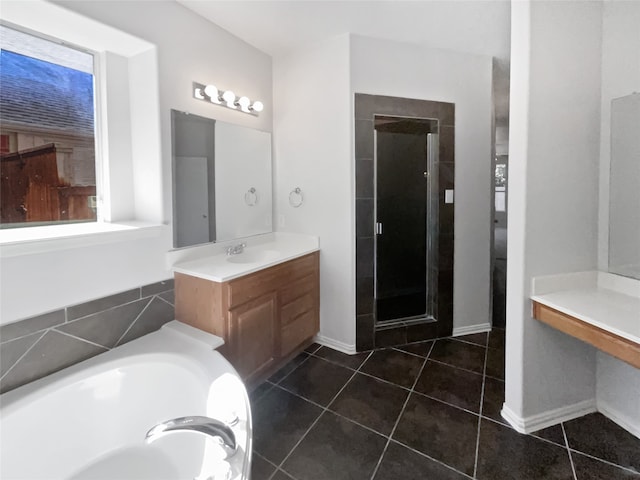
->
355, 94, 455, 351
0, 280, 175, 394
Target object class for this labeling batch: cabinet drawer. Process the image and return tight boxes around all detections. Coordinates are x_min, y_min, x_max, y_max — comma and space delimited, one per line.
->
281, 310, 317, 357
281, 288, 316, 327
280, 273, 318, 308
228, 252, 318, 308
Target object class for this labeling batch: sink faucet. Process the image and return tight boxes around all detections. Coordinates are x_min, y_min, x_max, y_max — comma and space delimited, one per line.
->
145, 416, 237, 458
226, 243, 246, 256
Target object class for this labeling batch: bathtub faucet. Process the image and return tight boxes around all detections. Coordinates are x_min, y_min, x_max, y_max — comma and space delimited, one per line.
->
145, 416, 237, 458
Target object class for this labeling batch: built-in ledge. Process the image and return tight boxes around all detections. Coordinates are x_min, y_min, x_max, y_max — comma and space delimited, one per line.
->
531, 271, 640, 369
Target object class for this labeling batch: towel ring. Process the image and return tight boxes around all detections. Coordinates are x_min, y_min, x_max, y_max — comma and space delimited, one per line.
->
289, 187, 304, 208
244, 187, 258, 206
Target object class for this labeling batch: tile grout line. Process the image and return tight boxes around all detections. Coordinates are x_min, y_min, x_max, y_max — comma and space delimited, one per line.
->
1, 285, 174, 343
427, 357, 485, 376
0, 322, 66, 345
562, 422, 578, 480
369, 341, 435, 480
385, 437, 475, 479
0, 330, 47, 383
52, 328, 110, 350
113, 297, 154, 347
154, 293, 174, 308
274, 381, 389, 440
473, 333, 491, 479
266, 350, 375, 480
65, 292, 144, 323
566, 447, 640, 474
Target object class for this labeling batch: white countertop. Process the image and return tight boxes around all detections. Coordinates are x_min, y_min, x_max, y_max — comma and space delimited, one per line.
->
531, 271, 640, 345
171, 232, 319, 283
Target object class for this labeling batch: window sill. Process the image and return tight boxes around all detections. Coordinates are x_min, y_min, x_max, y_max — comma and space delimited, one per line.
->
0, 221, 167, 258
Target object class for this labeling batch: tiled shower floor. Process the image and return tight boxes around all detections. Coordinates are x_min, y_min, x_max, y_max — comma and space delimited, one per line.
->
249, 329, 640, 480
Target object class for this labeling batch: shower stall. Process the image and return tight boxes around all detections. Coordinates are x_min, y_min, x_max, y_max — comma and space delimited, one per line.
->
354, 94, 455, 350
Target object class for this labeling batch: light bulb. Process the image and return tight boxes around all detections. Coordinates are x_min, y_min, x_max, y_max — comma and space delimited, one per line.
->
237, 96, 251, 112
251, 100, 264, 113
194, 88, 205, 100
222, 90, 236, 108
204, 84, 221, 104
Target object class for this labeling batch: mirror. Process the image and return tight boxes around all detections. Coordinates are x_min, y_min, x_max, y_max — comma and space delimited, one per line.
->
608, 93, 640, 279
171, 110, 272, 248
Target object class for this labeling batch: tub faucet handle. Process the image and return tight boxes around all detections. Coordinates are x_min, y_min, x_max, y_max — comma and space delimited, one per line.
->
145, 416, 237, 458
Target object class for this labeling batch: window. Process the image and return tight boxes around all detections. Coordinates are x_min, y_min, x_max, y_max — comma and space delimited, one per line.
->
0, 0, 163, 257
0, 25, 98, 228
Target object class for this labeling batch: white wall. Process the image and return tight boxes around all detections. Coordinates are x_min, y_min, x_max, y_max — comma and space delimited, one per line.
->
505, 0, 602, 425
1, 0, 272, 323
273, 35, 354, 348
595, 0, 640, 435
273, 33, 494, 350
351, 35, 494, 332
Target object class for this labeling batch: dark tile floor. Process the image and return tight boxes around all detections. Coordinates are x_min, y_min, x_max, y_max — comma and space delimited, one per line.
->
249, 329, 640, 480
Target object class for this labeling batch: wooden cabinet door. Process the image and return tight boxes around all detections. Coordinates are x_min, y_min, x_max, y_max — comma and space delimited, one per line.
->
227, 293, 277, 382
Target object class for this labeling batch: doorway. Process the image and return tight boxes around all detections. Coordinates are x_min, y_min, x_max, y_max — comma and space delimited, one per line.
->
354, 93, 456, 351
374, 116, 438, 325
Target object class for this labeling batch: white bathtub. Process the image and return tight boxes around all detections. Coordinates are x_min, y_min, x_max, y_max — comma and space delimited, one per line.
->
0, 321, 252, 480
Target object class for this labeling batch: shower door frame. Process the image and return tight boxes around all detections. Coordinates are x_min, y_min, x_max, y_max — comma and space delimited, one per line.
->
373, 115, 439, 327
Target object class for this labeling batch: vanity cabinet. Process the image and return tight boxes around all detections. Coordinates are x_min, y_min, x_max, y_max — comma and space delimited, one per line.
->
174, 252, 320, 385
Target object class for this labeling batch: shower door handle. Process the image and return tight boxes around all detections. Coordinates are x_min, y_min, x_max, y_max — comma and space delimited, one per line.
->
375, 222, 383, 235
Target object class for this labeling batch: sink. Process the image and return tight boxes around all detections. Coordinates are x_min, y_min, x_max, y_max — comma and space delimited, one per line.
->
226, 249, 281, 264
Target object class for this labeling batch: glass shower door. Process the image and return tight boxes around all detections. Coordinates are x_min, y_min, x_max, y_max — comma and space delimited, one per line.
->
375, 125, 438, 324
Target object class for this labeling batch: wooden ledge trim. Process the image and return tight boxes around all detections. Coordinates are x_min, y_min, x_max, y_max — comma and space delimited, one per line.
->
532, 301, 640, 369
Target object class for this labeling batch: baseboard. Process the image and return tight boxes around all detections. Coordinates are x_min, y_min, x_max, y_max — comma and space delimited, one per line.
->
598, 401, 640, 440
313, 334, 357, 355
452, 323, 492, 337
501, 399, 597, 434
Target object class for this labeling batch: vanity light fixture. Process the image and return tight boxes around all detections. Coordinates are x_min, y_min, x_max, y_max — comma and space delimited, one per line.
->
193, 81, 263, 116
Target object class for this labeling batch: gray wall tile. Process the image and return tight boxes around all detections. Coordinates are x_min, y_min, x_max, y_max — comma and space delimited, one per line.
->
0, 332, 43, 377
0, 285, 175, 394
356, 276, 374, 316
117, 297, 175, 346
67, 288, 141, 320
439, 103, 455, 127
356, 314, 375, 351
56, 298, 151, 348
159, 290, 175, 306
0, 330, 106, 393
356, 237, 375, 278
439, 127, 455, 163
355, 120, 374, 159
0, 310, 64, 342
141, 279, 174, 297
356, 159, 374, 198
356, 199, 375, 237
375, 325, 407, 348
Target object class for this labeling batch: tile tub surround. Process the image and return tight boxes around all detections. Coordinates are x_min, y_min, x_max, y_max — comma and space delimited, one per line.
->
250, 328, 640, 480
0, 280, 175, 394
354, 93, 455, 351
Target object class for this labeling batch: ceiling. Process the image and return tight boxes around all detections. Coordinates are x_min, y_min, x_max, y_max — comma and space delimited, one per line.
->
177, 0, 511, 125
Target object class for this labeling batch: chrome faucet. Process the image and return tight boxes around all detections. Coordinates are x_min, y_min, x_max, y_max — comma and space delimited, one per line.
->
226, 243, 246, 256
145, 416, 237, 458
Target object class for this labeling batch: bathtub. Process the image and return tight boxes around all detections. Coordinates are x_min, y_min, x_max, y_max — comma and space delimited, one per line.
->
0, 321, 252, 480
